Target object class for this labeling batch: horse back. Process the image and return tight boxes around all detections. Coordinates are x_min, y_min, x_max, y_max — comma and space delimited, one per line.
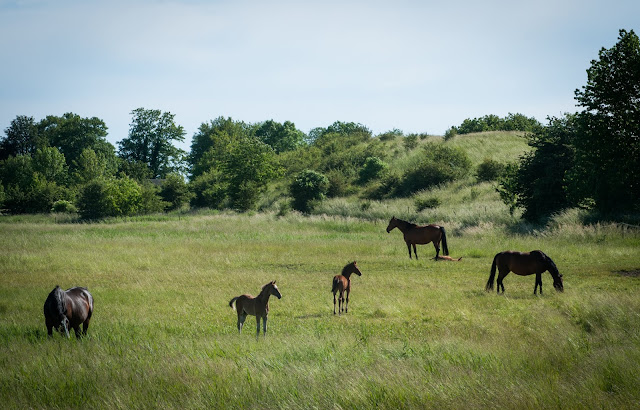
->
405, 224, 442, 244
498, 251, 548, 275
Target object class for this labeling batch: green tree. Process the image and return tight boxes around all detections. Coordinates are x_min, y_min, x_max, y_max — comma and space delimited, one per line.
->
189, 117, 252, 178
255, 120, 305, 153
571, 29, 640, 214
290, 170, 329, 213
1, 115, 43, 160
72, 148, 116, 185
118, 108, 187, 178
78, 177, 142, 219
159, 173, 193, 211
38, 112, 115, 171
501, 115, 577, 220
33, 147, 68, 185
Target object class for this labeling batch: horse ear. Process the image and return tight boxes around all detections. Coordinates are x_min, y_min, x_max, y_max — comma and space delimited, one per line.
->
272, 280, 276, 284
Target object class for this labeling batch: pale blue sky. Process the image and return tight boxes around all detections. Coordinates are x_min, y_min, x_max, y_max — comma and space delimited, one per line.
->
1, 0, 638, 150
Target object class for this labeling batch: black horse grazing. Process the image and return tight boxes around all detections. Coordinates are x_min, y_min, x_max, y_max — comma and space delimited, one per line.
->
43, 286, 94, 338
485, 250, 564, 295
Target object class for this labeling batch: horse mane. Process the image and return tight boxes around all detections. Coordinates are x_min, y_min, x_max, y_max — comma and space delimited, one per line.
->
533, 251, 560, 277
259, 281, 274, 297
396, 218, 417, 229
342, 262, 356, 276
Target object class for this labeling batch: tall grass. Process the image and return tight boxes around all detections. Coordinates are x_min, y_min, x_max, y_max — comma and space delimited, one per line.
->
1, 213, 639, 408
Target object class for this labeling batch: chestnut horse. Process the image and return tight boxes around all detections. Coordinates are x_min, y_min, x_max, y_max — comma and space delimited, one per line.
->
332, 261, 362, 315
386, 216, 449, 259
485, 250, 564, 295
43, 285, 94, 338
229, 281, 281, 339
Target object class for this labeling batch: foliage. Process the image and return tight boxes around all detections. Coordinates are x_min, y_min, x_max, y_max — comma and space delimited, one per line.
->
399, 143, 472, 196
254, 120, 306, 153
159, 174, 192, 211
224, 137, 280, 211
290, 169, 329, 212
403, 134, 418, 150
476, 158, 506, 182
38, 112, 116, 172
188, 117, 253, 178
377, 128, 403, 141
0, 115, 42, 159
78, 177, 142, 219
498, 115, 577, 220
358, 156, 388, 184
118, 108, 187, 179
571, 29, 640, 215
415, 195, 441, 211
448, 113, 542, 136
189, 169, 228, 209
51, 200, 77, 213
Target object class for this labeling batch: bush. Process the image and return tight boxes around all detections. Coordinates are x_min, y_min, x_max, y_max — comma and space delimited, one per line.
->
189, 170, 228, 209
399, 143, 471, 195
51, 200, 77, 213
358, 156, 388, 184
290, 170, 329, 213
476, 158, 506, 182
160, 174, 193, 211
415, 196, 441, 212
78, 177, 142, 219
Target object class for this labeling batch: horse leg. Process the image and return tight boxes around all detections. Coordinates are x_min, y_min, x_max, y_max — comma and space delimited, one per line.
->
434, 242, 440, 259
339, 291, 344, 314
406, 242, 412, 259
345, 288, 350, 313
73, 325, 82, 339
497, 270, 508, 294
333, 291, 337, 315
256, 316, 261, 340
237, 313, 246, 333
534, 273, 542, 295
412, 243, 418, 259
82, 318, 91, 336
263, 316, 268, 336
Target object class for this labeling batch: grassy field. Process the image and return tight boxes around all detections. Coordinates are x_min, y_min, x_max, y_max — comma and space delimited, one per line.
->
1, 212, 639, 409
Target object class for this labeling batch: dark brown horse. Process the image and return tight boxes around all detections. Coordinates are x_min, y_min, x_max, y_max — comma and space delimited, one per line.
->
229, 281, 281, 339
386, 216, 449, 259
332, 261, 362, 315
485, 250, 564, 295
43, 285, 94, 338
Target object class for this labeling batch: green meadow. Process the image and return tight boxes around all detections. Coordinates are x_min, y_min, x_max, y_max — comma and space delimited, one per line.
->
1, 212, 639, 409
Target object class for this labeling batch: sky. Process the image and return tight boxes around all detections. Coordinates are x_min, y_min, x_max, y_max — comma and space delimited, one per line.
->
1, 0, 638, 150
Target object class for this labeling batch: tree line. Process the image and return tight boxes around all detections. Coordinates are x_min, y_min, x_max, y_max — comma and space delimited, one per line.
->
1, 29, 637, 221
497, 29, 639, 220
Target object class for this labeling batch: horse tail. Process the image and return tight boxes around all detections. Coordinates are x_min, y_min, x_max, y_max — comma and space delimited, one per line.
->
440, 226, 449, 256
331, 277, 339, 294
486, 254, 498, 291
229, 297, 239, 311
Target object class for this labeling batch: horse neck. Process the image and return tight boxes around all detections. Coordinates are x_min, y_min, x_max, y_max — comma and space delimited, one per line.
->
395, 219, 413, 233
257, 287, 273, 305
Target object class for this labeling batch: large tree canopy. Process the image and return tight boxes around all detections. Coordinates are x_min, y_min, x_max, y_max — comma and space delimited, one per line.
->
118, 108, 186, 179
571, 29, 640, 214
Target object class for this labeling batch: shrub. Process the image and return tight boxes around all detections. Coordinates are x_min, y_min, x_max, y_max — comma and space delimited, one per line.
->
415, 196, 441, 212
290, 170, 329, 213
189, 169, 228, 209
78, 177, 142, 219
358, 156, 388, 184
476, 158, 506, 182
51, 200, 77, 213
160, 173, 193, 211
399, 143, 471, 195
